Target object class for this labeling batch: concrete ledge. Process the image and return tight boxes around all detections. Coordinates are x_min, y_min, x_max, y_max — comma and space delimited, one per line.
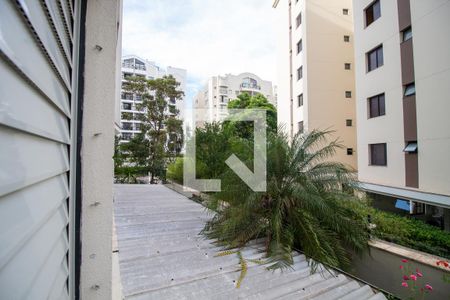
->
369, 239, 449, 272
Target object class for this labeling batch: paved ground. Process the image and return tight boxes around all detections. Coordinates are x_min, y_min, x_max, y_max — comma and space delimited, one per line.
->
114, 184, 386, 300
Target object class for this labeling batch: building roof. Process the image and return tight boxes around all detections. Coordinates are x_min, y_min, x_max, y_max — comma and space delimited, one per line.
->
114, 184, 386, 299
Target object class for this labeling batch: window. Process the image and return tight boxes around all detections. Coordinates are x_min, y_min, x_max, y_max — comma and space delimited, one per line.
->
121, 122, 132, 130
343, 9, 349, 15
122, 133, 132, 141
368, 93, 385, 118
347, 148, 354, 155
344, 35, 350, 42
297, 39, 303, 54
367, 45, 383, 72
370, 143, 387, 166
296, 13, 302, 28
298, 94, 303, 107
404, 83, 415, 96
298, 121, 304, 133
402, 27, 412, 42
345, 63, 351, 70
365, 0, 381, 27
403, 142, 418, 153
345, 91, 352, 98
122, 103, 132, 110
346, 119, 352, 127
297, 66, 303, 80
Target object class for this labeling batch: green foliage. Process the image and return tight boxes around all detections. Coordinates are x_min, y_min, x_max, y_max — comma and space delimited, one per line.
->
201, 129, 370, 271
167, 157, 184, 184
342, 199, 450, 259
226, 92, 277, 138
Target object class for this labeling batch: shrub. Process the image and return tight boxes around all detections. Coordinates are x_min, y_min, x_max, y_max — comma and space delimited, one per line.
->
341, 199, 450, 259
167, 157, 184, 184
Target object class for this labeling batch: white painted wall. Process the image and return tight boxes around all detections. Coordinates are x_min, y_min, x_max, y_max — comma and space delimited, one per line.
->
410, 0, 450, 196
81, 0, 122, 298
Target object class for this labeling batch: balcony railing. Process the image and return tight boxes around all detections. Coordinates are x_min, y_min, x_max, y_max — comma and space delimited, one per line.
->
240, 83, 261, 90
122, 62, 146, 71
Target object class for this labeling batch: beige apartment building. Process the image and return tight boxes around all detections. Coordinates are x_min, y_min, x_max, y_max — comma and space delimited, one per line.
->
273, 0, 357, 170
353, 0, 450, 229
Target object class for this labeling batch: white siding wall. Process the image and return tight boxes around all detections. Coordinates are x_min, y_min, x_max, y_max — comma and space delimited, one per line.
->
0, 0, 77, 299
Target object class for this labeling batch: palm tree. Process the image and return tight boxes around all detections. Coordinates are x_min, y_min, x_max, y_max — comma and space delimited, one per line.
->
202, 129, 369, 270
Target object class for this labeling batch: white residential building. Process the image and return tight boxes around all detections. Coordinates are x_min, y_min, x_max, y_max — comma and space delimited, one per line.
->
273, 0, 358, 170
353, 0, 450, 229
194, 72, 274, 126
120, 55, 186, 142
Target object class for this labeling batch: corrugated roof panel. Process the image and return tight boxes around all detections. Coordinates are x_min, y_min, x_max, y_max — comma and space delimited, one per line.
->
114, 185, 386, 300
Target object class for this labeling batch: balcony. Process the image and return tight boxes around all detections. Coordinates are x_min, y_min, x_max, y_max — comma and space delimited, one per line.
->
240, 82, 261, 90
122, 62, 146, 71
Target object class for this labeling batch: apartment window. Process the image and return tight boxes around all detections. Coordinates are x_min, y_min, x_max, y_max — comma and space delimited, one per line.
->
404, 83, 416, 96
297, 39, 303, 54
298, 94, 303, 107
297, 66, 303, 80
122, 103, 132, 110
403, 142, 418, 153
344, 35, 350, 42
368, 93, 385, 118
365, 0, 381, 27
122, 133, 133, 141
345, 63, 351, 70
367, 45, 383, 72
296, 13, 302, 28
343, 9, 349, 15
346, 119, 352, 127
345, 91, 352, 98
347, 148, 354, 155
369, 143, 387, 166
402, 27, 412, 42
298, 121, 304, 133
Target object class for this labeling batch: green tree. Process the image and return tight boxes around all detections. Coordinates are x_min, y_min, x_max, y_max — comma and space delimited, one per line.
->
202, 129, 369, 270
122, 75, 184, 183
227, 92, 277, 138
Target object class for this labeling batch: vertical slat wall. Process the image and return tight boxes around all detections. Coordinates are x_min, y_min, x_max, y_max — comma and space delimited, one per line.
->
0, 0, 76, 299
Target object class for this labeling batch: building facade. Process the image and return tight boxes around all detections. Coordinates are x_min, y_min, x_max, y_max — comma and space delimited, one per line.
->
194, 72, 274, 125
0, 0, 122, 299
273, 0, 358, 170
120, 55, 186, 142
353, 0, 450, 229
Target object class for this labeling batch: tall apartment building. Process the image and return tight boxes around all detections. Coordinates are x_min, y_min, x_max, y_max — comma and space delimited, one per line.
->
273, 0, 357, 170
120, 55, 186, 142
353, 0, 450, 229
194, 72, 274, 125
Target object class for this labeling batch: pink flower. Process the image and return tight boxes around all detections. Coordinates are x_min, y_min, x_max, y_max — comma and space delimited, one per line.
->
402, 282, 408, 288
410, 274, 417, 281
416, 272, 423, 277
399, 265, 404, 269
425, 284, 433, 291
403, 275, 409, 281
402, 259, 408, 263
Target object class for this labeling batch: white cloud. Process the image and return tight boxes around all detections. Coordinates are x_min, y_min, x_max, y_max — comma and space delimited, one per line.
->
122, 0, 277, 104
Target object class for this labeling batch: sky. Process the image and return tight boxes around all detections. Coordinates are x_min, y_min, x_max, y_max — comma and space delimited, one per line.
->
122, 0, 278, 108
